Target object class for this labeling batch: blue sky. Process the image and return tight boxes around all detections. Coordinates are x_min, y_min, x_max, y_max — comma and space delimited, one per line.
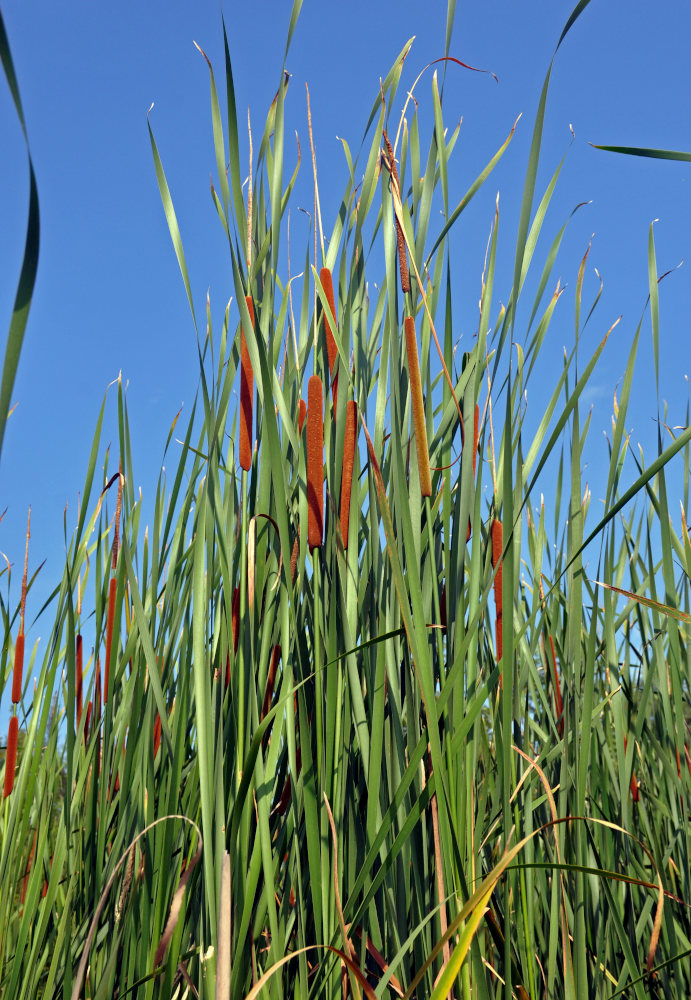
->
1, 1, 690, 699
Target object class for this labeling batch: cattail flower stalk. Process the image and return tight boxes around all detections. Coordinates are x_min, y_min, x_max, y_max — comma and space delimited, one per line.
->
320, 267, 339, 410
491, 518, 503, 661
382, 130, 410, 293
404, 317, 432, 497
340, 401, 358, 549
240, 295, 255, 471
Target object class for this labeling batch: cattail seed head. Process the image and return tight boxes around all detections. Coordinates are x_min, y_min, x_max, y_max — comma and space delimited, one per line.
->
297, 398, 307, 434
11, 634, 24, 705
4, 715, 18, 798
290, 534, 299, 583
404, 317, 432, 497
307, 374, 324, 550
339, 401, 357, 549
240, 295, 255, 471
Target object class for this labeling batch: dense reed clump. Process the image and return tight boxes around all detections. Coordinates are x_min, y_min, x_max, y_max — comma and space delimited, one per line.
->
3, 3, 691, 998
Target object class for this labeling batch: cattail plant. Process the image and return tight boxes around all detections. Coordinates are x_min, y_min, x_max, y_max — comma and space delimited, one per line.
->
297, 398, 307, 433
382, 130, 410, 294
240, 295, 255, 471
467, 403, 480, 541
320, 267, 339, 409
10, 508, 30, 706
339, 400, 357, 549
548, 633, 563, 736
491, 517, 503, 660
404, 316, 432, 497
104, 466, 123, 703
3, 715, 18, 799
261, 644, 281, 722
307, 373, 324, 549
76, 570, 84, 730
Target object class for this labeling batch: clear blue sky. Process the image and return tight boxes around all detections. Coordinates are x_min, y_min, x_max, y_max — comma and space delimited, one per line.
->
0, 1, 690, 688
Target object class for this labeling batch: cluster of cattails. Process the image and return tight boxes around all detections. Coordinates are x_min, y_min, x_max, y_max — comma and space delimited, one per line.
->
4, 509, 30, 799
305, 267, 359, 552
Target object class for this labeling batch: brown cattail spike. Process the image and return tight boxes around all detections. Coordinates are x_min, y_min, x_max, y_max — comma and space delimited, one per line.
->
491, 519, 503, 660
11, 634, 24, 705
297, 398, 307, 434
404, 317, 432, 497
307, 375, 324, 549
240, 295, 255, 471
340, 401, 357, 549
290, 534, 299, 583
4, 715, 18, 798
382, 131, 410, 294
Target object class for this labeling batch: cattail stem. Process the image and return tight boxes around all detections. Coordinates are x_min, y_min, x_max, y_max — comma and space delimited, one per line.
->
76, 634, 83, 728
4, 715, 18, 798
340, 401, 357, 549
104, 575, 117, 704
404, 317, 432, 497
320, 267, 339, 410
548, 634, 563, 736
240, 295, 255, 471
491, 518, 503, 660
467, 404, 480, 542
307, 375, 324, 550
231, 586, 240, 655
261, 645, 282, 722
21, 829, 37, 905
